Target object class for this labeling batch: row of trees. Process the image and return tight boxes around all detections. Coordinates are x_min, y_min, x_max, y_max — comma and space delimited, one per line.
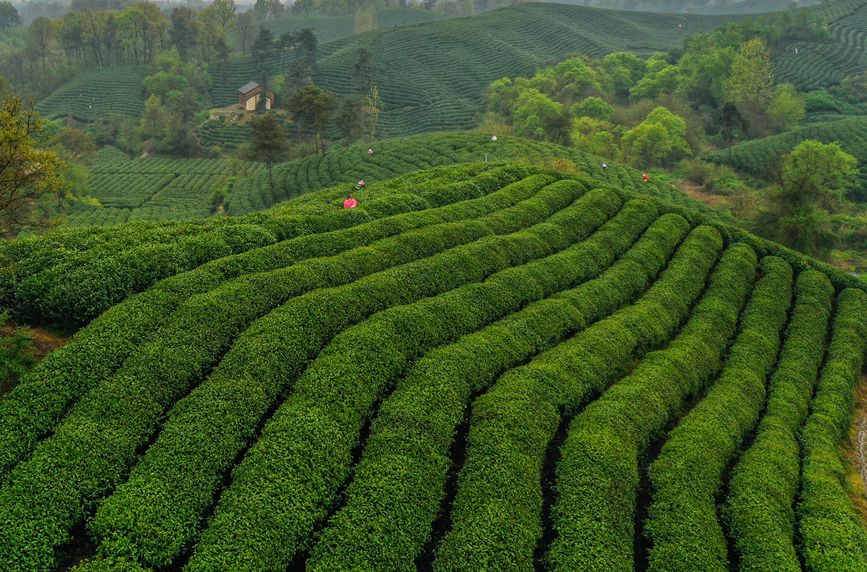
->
485, 33, 808, 168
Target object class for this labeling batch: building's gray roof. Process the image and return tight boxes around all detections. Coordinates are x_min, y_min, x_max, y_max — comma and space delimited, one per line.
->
238, 81, 260, 94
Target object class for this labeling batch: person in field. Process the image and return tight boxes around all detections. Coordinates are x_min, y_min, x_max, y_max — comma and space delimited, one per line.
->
642, 172, 649, 182
343, 196, 358, 209
368, 148, 374, 156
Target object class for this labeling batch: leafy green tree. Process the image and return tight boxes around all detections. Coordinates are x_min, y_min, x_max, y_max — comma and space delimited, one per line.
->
352, 47, 374, 94
140, 94, 168, 140
622, 106, 691, 166
486, 76, 519, 119
629, 64, 682, 100
725, 38, 775, 134
336, 97, 364, 143
236, 11, 254, 55
718, 101, 746, 161
286, 84, 336, 154
570, 116, 617, 158
512, 88, 562, 141
571, 96, 613, 121
205, 0, 236, 30
170, 7, 198, 61
245, 112, 288, 194
26, 17, 58, 78
767, 83, 805, 131
295, 28, 317, 69
600, 51, 646, 100
763, 140, 858, 256
0, 94, 65, 234
550, 58, 601, 103
54, 127, 96, 163
0, 1, 20, 31
251, 26, 275, 87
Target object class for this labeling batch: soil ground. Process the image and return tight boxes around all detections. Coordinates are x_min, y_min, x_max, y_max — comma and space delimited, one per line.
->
846, 374, 867, 525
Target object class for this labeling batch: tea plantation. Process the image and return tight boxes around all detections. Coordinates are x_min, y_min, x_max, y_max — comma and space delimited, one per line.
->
66, 132, 721, 227
0, 163, 864, 572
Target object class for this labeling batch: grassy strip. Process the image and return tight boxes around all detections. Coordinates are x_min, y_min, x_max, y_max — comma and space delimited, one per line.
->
797, 288, 867, 571
176, 187, 624, 571
433, 226, 725, 571
644, 256, 794, 572
0, 166, 532, 485
0, 174, 572, 571
306, 212, 691, 571
722, 270, 834, 572
546, 244, 758, 572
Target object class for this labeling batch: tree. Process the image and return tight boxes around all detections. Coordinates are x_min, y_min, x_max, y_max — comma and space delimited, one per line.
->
54, 127, 96, 163
336, 97, 364, 143
26, 17, 57, 78
208, 0, 236, 30
512, 88, 563, 141
767, 83, 805, 131
286, 84, 336, 154
622, 106, 691, 166
718, 101, 746, 161
245, 112, 288, 195
725, 38, 775, 134
0, 95, 65, 235
352, 47, 374, 94
236, 11, 254, 55
295, 28, 317, 69
0, 2, 20, 31
601, 51, 646, 100
251, 26, 274, 86
571, 96, 613, 121
364, 85, 382, 141
763, 140, 858, 255
170, 7, 198, 61
570, 116, 617, 158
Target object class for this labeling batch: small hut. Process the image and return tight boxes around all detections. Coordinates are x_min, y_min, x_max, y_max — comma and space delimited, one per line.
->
238, 82, 275, 111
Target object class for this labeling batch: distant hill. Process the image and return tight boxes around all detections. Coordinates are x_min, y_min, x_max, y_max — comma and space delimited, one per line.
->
773, 0, 867, 89
225, 7, 449, 51
209, 3, 738, 136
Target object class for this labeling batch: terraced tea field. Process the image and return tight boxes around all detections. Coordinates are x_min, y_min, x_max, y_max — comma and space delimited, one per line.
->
65, 132, 720, 226
0, 163, 863, 572
36, 66, 148, 122
774, 0, 867, 89
63, 149, 258, 227
707, 115, 867, 185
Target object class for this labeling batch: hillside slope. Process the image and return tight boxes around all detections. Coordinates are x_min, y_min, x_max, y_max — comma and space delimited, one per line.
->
707, 115, 867, 186
0, 163, 864, 572
65, 132, 717, 226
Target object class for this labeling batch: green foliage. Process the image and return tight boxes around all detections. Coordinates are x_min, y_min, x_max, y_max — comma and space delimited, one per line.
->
622, 106, 692, 166
571, 96, 613, 121
645, 256, 793, 572
512, 89, 563, 141
797, 288, 867, 571
723, 270, 835, 572
310, 208, 692, 571
0, 312, 35, 394
0, 159, 864, 571
762, 140, 858, 256
547, 242, 757, 571
437, 225, 725, 570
